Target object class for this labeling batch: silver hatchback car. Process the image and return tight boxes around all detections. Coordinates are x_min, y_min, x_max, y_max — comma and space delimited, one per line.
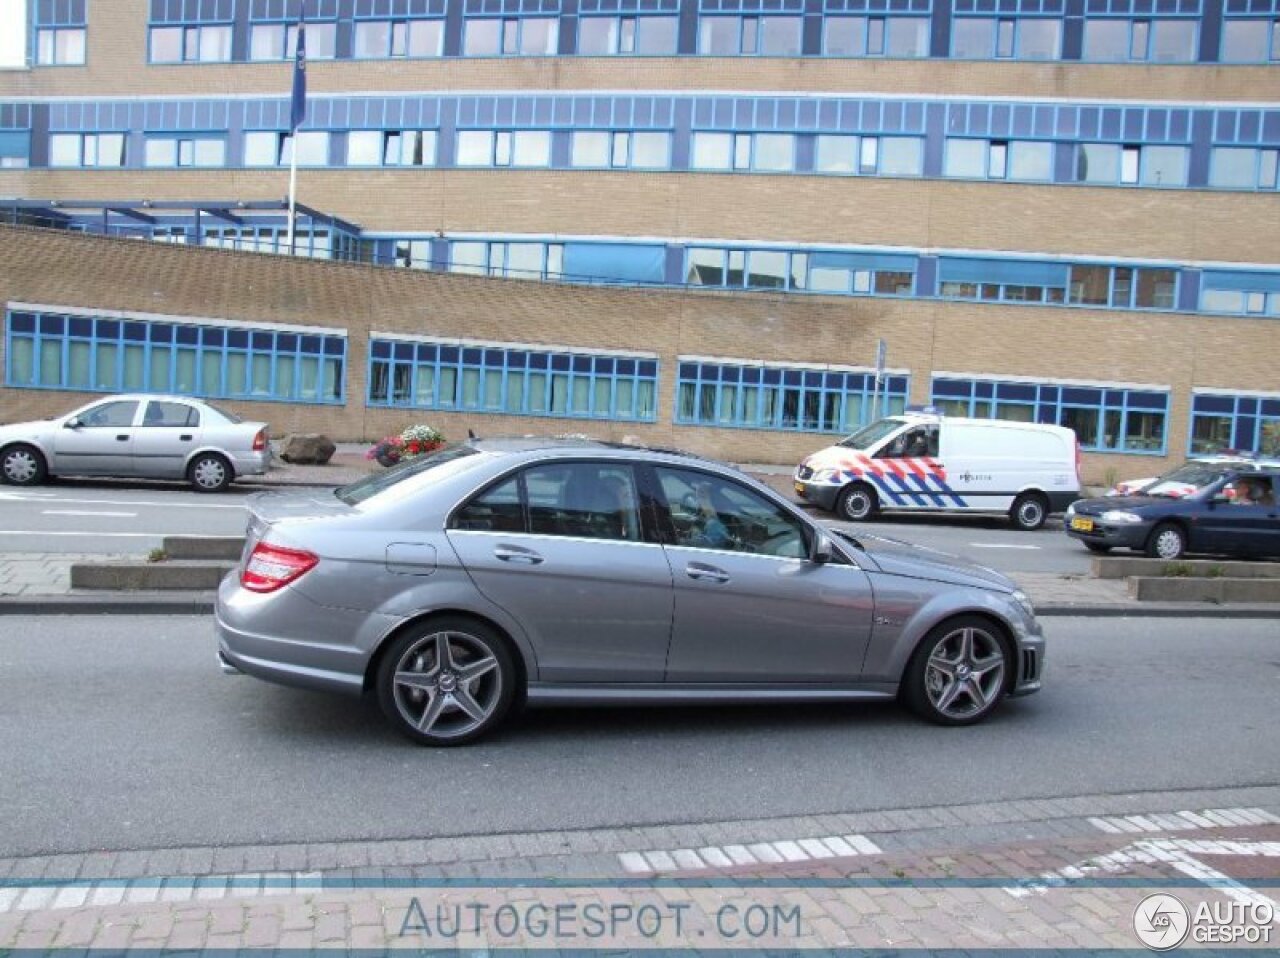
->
216, 439, 1045, 745
0, 394, 270, 492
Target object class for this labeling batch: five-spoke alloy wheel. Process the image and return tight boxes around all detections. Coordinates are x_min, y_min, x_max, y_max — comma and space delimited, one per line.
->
903, 616, 1010, 726
377, 617, 516, 746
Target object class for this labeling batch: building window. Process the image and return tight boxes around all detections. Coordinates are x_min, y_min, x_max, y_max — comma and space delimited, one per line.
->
691, 132, 796, 172
144, 135, 227, 168
347, 130, 438, 167
36, 27, 87, 65
686, 246, 915, 296
1189, 394, 1280, 456
455, 130, 552, 168
823, 16, 929, 57
931, 377, 1169, 454
48, 132, 127, 168
950, 17, 1061, 60
4, 310, 345, 404
1199, 271, 1280, 317
352, 19, 444, 58
676, 360, 908, 433
812, 134, 923, 177
0, 131, 30, 168
249, 21, 337, 60
1220, 19, 1280, 62
1075, 143, 1188, 187
1066, 265, 1177, 310
569, 131, 671, 169
1082, 18, 1197, 62
243, 131, 330, 167
149, 24, 233, 63
577, 15, 679, 55
937, 258, 1070, 305
368, 338, 658, 422
449, 241, 563, 280
1209, 147, 1280, 190
943, 139, 1053, 182
697, 15, 803, 55
463, 18, 559, 56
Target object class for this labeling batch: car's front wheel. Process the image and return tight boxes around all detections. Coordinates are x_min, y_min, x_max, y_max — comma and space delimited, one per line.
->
901, 616, 1011, 726
1083, 542, 1111, 554
376, 617, 517, 746
1145, 522, 1187, 560
1, 444, 48, 486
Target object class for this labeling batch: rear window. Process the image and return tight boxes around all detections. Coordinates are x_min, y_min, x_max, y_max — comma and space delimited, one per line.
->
203, 403, 242, 424
336, 445, 481, 505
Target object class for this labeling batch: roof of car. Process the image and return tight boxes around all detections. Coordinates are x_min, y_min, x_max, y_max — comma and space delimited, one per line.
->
468, 436, 708, 461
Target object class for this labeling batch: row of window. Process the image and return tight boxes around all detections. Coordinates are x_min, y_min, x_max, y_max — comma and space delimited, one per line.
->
78, 14, 1275, 64
6, 310, 1277, 456
34, 128, 1280, 192
5, 312, 346, 404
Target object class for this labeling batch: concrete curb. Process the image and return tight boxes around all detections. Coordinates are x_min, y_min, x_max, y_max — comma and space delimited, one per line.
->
3, 596, 1280, 618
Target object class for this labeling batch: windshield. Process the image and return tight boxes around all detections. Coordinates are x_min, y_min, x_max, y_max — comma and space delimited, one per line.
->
837, 418, 906, 450
1145, 463, 1226, 497
335, 444, 480, 505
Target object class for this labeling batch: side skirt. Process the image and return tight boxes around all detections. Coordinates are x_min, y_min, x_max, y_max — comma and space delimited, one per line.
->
525, 683, 899, 707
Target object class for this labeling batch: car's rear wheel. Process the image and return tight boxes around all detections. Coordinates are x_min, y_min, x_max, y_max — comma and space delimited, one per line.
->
837, 483, 878, 522
188, 452, 232, 493
902, 616, 1010, 726
1, 444, 48, 486
1145, 522, 1187, 560
1009, 492, 1049, 531
376, 618, 516, 746
1083, 542, 1111, 554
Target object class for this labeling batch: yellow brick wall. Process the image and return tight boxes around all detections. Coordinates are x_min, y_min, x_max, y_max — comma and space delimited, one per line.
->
2, 225, 1279, 486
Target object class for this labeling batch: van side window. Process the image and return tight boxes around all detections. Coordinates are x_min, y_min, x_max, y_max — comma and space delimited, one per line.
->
878, 426, 937, 459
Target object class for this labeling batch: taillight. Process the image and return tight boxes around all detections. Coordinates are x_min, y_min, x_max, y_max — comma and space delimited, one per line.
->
253, 428, 268, 452
241, 541, 318, 593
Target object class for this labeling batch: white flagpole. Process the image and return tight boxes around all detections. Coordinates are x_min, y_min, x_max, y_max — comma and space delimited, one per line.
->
286, 138, 298, 256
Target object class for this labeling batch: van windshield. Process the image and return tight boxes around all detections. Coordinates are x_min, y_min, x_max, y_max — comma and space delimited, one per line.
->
837, 418, 906, 450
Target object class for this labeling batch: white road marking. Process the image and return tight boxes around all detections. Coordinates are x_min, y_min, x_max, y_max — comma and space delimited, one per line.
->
0, 530, 233, 539
0, 494, 243, 510
41, 510, 138, 518
969, 543, 1042, 550
1089, 807, 1280, 835
619, 834, 882, 875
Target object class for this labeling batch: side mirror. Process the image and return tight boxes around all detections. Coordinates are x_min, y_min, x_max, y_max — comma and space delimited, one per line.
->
810, 532, 835, 565
64, 417, 82, 429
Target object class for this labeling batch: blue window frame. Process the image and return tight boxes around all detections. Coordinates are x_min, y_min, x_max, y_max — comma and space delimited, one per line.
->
1220, 17, 1280, 62
569, 130, 672, 169
143, 132, 228, 167
1209, 146, 1280, 190
1081, 16, 1199, 62
48, 132, 127, 167
950, 16, 1062, 59
676, 360, 909, 433
686, 246, 916, 296
148, 0, 236, 63
368, 338, 659, 421
1199, 270, 1280, 317
931, 377, 1170, 454
943, 138, 1054, 181
697, 15, 804, 55
249, 19, 338, 60
1189, 393, 1280, 456
353, 11, 446, 58
462, 16, 560, 55
813, 134, 925, 176
346, 129, 438, 166
0, 130, 32, 168
5, 309, 346, 404
821, 15, 930, 57
34, 0, 87, 65
938, 258, 1070, 304
690, 131, 796, 172
576, 14, 679, 54
455, 129, 553, 167
449, 240, 564, 280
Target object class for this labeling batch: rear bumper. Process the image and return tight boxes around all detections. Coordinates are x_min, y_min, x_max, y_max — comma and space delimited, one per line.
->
229, 449, 271, 478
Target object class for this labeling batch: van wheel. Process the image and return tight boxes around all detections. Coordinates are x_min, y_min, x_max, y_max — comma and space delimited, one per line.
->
837, 483, 878, 522
1009, 493, 1049, 531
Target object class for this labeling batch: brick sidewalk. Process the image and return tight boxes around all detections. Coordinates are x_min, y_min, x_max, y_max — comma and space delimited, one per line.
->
2, 787, 1277, 950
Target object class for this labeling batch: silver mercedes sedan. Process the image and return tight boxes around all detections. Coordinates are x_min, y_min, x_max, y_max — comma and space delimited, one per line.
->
216, 438, 1045, 746
0, 394, 270, 492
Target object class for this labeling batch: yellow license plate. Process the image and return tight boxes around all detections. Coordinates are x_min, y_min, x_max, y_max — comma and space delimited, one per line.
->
794, 481, 805, 495
1071, 517, 1095, 532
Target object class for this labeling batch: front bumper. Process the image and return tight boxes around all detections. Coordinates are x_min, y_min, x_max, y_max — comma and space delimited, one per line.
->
792, 473, 842, 511
1064, 516, 1153, 549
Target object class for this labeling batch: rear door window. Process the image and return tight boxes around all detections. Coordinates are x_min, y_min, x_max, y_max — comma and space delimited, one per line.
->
142, 401, 200, 428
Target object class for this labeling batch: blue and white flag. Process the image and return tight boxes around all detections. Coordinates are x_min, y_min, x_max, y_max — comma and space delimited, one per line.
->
290, 4, 308, 132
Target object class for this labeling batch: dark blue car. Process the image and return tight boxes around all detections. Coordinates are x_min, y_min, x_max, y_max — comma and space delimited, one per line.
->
1064, 468, 1280, 560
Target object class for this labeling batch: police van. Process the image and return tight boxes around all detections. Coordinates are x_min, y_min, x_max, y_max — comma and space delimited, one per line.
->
793, 411, 1081, 530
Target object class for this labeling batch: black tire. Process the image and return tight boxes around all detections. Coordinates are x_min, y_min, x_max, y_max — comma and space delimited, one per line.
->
376, 616, 517, 747
0, 444, 48, 486
1145, 522, 1187, 560
1083, 542, 1112, 554
901, 615, 1012, 727
836, 483, 879, 522
188, 452, 232, 493
1009, 492, 1049, 531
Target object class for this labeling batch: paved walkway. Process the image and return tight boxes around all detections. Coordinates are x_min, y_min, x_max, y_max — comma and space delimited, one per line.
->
2, 785, 1277, 950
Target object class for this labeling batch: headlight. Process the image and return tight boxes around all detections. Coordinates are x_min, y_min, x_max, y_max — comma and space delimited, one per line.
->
1065, 503, 1076, 517
1011, 590, 1036, 618
1100, 510, 1145, 524
811, 469, 840, 483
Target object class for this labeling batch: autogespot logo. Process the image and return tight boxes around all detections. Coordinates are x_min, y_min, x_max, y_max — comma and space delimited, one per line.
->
1133, 893, 1191, 951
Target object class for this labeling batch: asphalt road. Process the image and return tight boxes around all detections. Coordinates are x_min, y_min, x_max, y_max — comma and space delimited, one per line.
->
1, 615, 1275, 858
0, 480, 1092, 573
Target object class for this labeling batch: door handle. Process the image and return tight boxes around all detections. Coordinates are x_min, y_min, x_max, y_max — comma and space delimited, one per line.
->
179, 434, 193, 441
686, 562, 730, 583
115, 434, 130, 442
494, 545, 544, 565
